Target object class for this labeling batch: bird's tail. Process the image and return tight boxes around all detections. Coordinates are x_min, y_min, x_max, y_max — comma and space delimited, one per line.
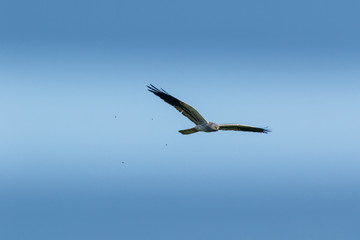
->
178, 127, 199, 135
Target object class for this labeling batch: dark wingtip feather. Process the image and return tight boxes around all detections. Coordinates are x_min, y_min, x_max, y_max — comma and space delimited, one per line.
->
263, 128, 271, 134
146, 84, 182, 106
147, 84, 165, 96
147, 84, 159, 93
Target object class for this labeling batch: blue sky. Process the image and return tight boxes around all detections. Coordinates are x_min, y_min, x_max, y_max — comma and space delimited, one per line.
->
1, 0, 360, 239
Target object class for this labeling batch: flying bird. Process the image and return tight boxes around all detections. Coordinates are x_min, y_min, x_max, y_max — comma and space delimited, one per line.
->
147, 84, 270, 135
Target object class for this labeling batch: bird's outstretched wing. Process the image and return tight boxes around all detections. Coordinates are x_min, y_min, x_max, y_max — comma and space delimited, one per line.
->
218, 124, 270, 133
147, 84, 207, 125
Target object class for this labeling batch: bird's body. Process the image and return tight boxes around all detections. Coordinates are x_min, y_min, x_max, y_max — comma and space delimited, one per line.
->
147, 84, 270, 135
196, 122, 218, 132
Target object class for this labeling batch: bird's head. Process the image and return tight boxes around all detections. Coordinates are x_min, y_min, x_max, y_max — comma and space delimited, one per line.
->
209, 122, 219, 131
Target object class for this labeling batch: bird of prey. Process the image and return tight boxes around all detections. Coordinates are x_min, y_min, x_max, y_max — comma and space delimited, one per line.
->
147, 84, 270, 135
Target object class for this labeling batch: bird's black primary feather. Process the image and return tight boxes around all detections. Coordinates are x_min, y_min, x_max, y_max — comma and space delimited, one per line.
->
147, 84, 182, 108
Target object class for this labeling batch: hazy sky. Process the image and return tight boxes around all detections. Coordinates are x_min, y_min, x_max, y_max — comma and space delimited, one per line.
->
1, 0, 360, 239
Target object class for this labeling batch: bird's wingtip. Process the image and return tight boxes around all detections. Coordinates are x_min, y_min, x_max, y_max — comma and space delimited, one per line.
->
147, 84, 159, 93
263, 127, 272, 134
